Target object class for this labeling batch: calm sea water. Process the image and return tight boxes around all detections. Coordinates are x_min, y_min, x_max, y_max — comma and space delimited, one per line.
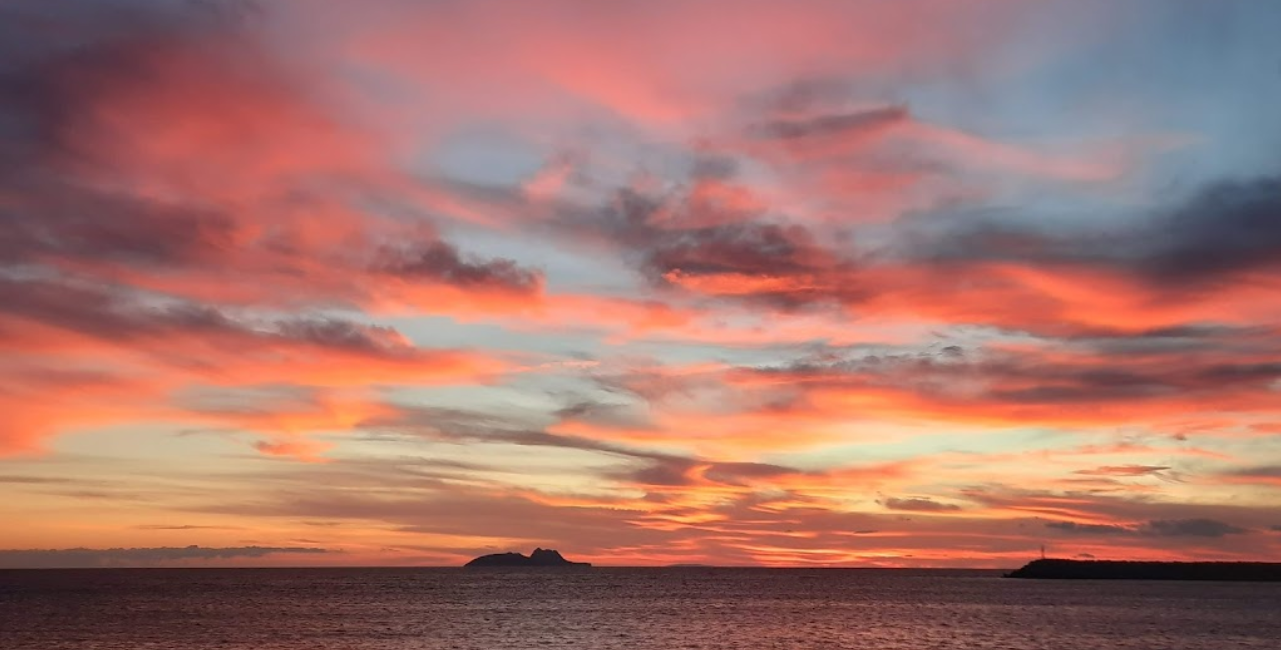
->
3, 568, 1279, 650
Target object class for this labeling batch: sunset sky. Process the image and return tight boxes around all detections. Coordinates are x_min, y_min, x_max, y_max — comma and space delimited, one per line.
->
2, 0, 1280, 569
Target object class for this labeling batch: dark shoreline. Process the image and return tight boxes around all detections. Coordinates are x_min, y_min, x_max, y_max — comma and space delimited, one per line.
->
1005, 559, 1281, 581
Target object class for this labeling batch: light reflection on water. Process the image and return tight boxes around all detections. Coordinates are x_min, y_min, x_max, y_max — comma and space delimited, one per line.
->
3, 568, 1279, 650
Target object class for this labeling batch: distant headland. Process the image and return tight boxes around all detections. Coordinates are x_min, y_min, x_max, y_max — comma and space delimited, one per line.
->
464, 548, 591, 568
1005, 558, 1281, 581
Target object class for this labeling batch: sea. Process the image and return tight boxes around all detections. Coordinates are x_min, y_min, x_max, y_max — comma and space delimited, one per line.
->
3, 568, 1280, 650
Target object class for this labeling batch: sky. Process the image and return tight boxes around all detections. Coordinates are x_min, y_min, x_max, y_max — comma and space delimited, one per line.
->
1, 0, 1280, 569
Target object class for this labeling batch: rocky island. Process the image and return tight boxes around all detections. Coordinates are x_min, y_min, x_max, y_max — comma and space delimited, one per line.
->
464, 548, 591, 568
1005, 559, 1281, 581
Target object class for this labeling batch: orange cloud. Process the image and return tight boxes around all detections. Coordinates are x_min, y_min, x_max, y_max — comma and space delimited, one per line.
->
3, 0, 1279, 567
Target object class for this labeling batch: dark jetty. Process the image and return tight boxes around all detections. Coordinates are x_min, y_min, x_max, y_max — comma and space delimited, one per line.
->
464, 548, 591, 568
1005, 559, 1281, 581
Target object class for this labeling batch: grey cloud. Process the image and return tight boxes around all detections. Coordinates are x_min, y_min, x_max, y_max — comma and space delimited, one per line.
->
358, 403, 829, 510
375, 404, 811, 490
0, 276, 432, 360
1064, 324, 1268, 357
273, 319, 414, 356
1141, 177, 1281, 282
690, 154, 740, 180
1045, 521, 1132, 535
703, 462, 802, 483
883, 497, 962, 512
742, 340, 1281, 417
0, 545, 328, 569
1137, 518, 1248, 538
373, 240, 540, 294
1074, 465, 1170, 477
905, 175, 1281, 288
967, 485, 1277, 534
1219, 465, 1281, 484
1232, 466, 1281, 477
0, 475, 71, 484
615, 457, 808, 488
1046, 518, 1249, 538
369, 404, 673, 464
744, 77, 859, 116
0, 187, 238, 269
748, 106, 908, 141
559, 186, 864, 311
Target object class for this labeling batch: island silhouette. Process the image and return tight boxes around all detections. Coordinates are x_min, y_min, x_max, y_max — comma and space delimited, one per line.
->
464, 548, 591, 568
1005, 558, 1281, 581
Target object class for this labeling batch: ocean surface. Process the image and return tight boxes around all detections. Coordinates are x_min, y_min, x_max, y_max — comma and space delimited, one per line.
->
3, 568, 1280, 650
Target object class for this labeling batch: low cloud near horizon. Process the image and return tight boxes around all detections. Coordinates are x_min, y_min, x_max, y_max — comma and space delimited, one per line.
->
0, 546, 331, 569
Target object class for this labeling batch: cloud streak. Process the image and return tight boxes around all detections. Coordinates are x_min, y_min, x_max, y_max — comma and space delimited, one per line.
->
1047, 519, 1250, 539
0, 545, 329, 569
